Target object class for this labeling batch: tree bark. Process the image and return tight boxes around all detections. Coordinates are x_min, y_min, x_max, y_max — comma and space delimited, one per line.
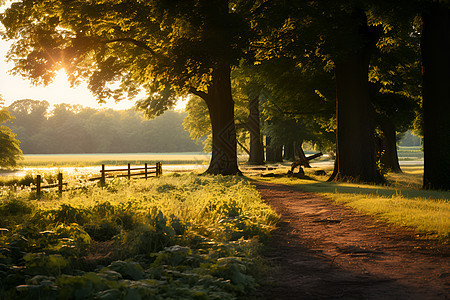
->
266, 136, 283, 163
247, 95, 265, 164
283, 141, 296, 161
202, 64, 240, 175
297, 144, 311, 168
274, 145, 283, 162
422, 3, 450, 190
379, 118, 402, 173
265, 136, 274, 162
329, 10, 383, 183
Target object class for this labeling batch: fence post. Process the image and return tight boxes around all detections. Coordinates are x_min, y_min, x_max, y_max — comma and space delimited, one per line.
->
58, 173, 63, 198
36, 175, 41, 200
145, 163, 148, 180
157, 162, 162, 176
100, 164, 106, 187
128, 163, 131, 180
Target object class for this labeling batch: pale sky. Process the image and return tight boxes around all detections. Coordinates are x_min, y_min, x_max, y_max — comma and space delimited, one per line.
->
0, 38, 138, 110
0, 3, 186, 111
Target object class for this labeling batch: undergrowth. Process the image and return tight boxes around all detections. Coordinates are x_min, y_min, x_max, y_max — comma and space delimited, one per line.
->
0, 174, 278, 299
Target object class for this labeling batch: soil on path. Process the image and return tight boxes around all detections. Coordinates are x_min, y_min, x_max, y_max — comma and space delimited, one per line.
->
253, 180, 449, 300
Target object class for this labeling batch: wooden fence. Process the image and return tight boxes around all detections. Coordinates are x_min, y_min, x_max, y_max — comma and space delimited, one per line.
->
32, 173, 67, 200
33, 162, 162, 199
89, 162, 162, 186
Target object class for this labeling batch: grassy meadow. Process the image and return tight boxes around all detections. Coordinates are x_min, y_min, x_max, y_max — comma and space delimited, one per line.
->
0, 173, 278, 299
396, 146, 424, 160
256, 165, 450, 241
18, 153, 212, 167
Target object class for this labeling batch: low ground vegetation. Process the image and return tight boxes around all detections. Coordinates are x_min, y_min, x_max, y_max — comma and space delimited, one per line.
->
0, 174, 278, 299
1, 162, 447, 299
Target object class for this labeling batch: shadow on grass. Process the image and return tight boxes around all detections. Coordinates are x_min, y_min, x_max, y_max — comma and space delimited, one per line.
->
260, 177, 450, 201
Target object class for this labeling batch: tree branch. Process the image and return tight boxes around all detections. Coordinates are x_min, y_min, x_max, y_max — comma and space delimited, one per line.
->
250, 0, 275, 17
272, 102, 333, 116
103, 38, 157, 55
280, 109, 334, 115
189, 88, 209, 101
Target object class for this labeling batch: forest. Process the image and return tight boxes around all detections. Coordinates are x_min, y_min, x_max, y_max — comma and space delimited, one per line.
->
0, 1, 449, 299
1, 0, 448, 189
6, 99, 202, 154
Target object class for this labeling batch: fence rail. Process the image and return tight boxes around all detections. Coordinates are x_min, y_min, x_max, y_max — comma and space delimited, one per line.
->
89, 162, 162, 185
32, 162, 162, 199
32, 173, 67, 200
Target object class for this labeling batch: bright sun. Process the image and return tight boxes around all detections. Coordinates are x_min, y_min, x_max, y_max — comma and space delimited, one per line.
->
1, 38, 186, 112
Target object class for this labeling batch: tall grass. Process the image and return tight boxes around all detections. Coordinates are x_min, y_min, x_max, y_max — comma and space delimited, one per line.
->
0, 174, 278, 299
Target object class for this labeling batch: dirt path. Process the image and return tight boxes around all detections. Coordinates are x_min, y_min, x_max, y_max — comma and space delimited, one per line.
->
253, 180, 449, 300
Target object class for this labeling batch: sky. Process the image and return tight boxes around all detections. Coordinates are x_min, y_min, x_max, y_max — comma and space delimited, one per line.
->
0, 38, 138, 111
0, 2, 186, 112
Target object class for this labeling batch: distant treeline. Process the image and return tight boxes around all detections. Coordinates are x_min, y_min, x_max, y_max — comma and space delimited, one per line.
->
7, 100, 202, 154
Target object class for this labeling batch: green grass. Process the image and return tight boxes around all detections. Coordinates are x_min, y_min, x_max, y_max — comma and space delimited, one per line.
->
397, 146, 424, 160
18, 153, 212, 167
0, 174, 278, 299
255, 165, 450, 241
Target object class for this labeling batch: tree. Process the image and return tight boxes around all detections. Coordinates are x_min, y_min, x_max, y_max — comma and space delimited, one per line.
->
421, 1, 450, 190
232, 65, 265, 164
253, 57, 336, 160
247, 94, 265, 164
323, 8, 383, 183
1, 0, 257, 175
372, 90, 417, 173
361, 4, 422, 174
7, 99, 49, 153
183, 65, 267, 164
252, 2, 385, 182
7, 101, 202, 154
0, 100, 23, 168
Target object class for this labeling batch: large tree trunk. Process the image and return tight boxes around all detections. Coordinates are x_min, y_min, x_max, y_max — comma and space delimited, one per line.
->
329, 10, 383, 183
247, 95, 265, 164
203, 64, 240, 175
283, 140, 296, 161
274, 145, 283, 162
265, 136, 283, 163
422, 3, 450, 190
379, 118, 402, 173
265, 136, 274, 162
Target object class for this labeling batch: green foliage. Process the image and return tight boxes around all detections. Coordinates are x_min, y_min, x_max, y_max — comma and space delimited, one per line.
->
0, 0, 252, 116
0, 174, 278, 298
0, 100, 23, 169
7, 100, 202, 154
0, 197, 33, 216
183, 96, 211, 152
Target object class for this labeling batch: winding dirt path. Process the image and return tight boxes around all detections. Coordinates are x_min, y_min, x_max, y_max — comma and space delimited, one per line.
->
253, 180, 449, 300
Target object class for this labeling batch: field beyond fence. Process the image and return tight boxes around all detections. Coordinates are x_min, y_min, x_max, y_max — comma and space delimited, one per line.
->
18, 153, 212, 167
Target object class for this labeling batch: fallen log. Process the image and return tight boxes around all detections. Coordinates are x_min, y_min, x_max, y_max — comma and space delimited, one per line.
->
290, 152, 323, 173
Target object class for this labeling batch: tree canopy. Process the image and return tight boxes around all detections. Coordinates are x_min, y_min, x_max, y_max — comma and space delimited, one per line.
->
0, 98, 23, 168
1, 0, 261, 174
1, 1, 449, 189
7, 100, 201, 154
0, 0, 245, 109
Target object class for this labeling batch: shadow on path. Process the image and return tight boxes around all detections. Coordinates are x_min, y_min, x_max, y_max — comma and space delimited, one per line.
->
252, 180, 449, 300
